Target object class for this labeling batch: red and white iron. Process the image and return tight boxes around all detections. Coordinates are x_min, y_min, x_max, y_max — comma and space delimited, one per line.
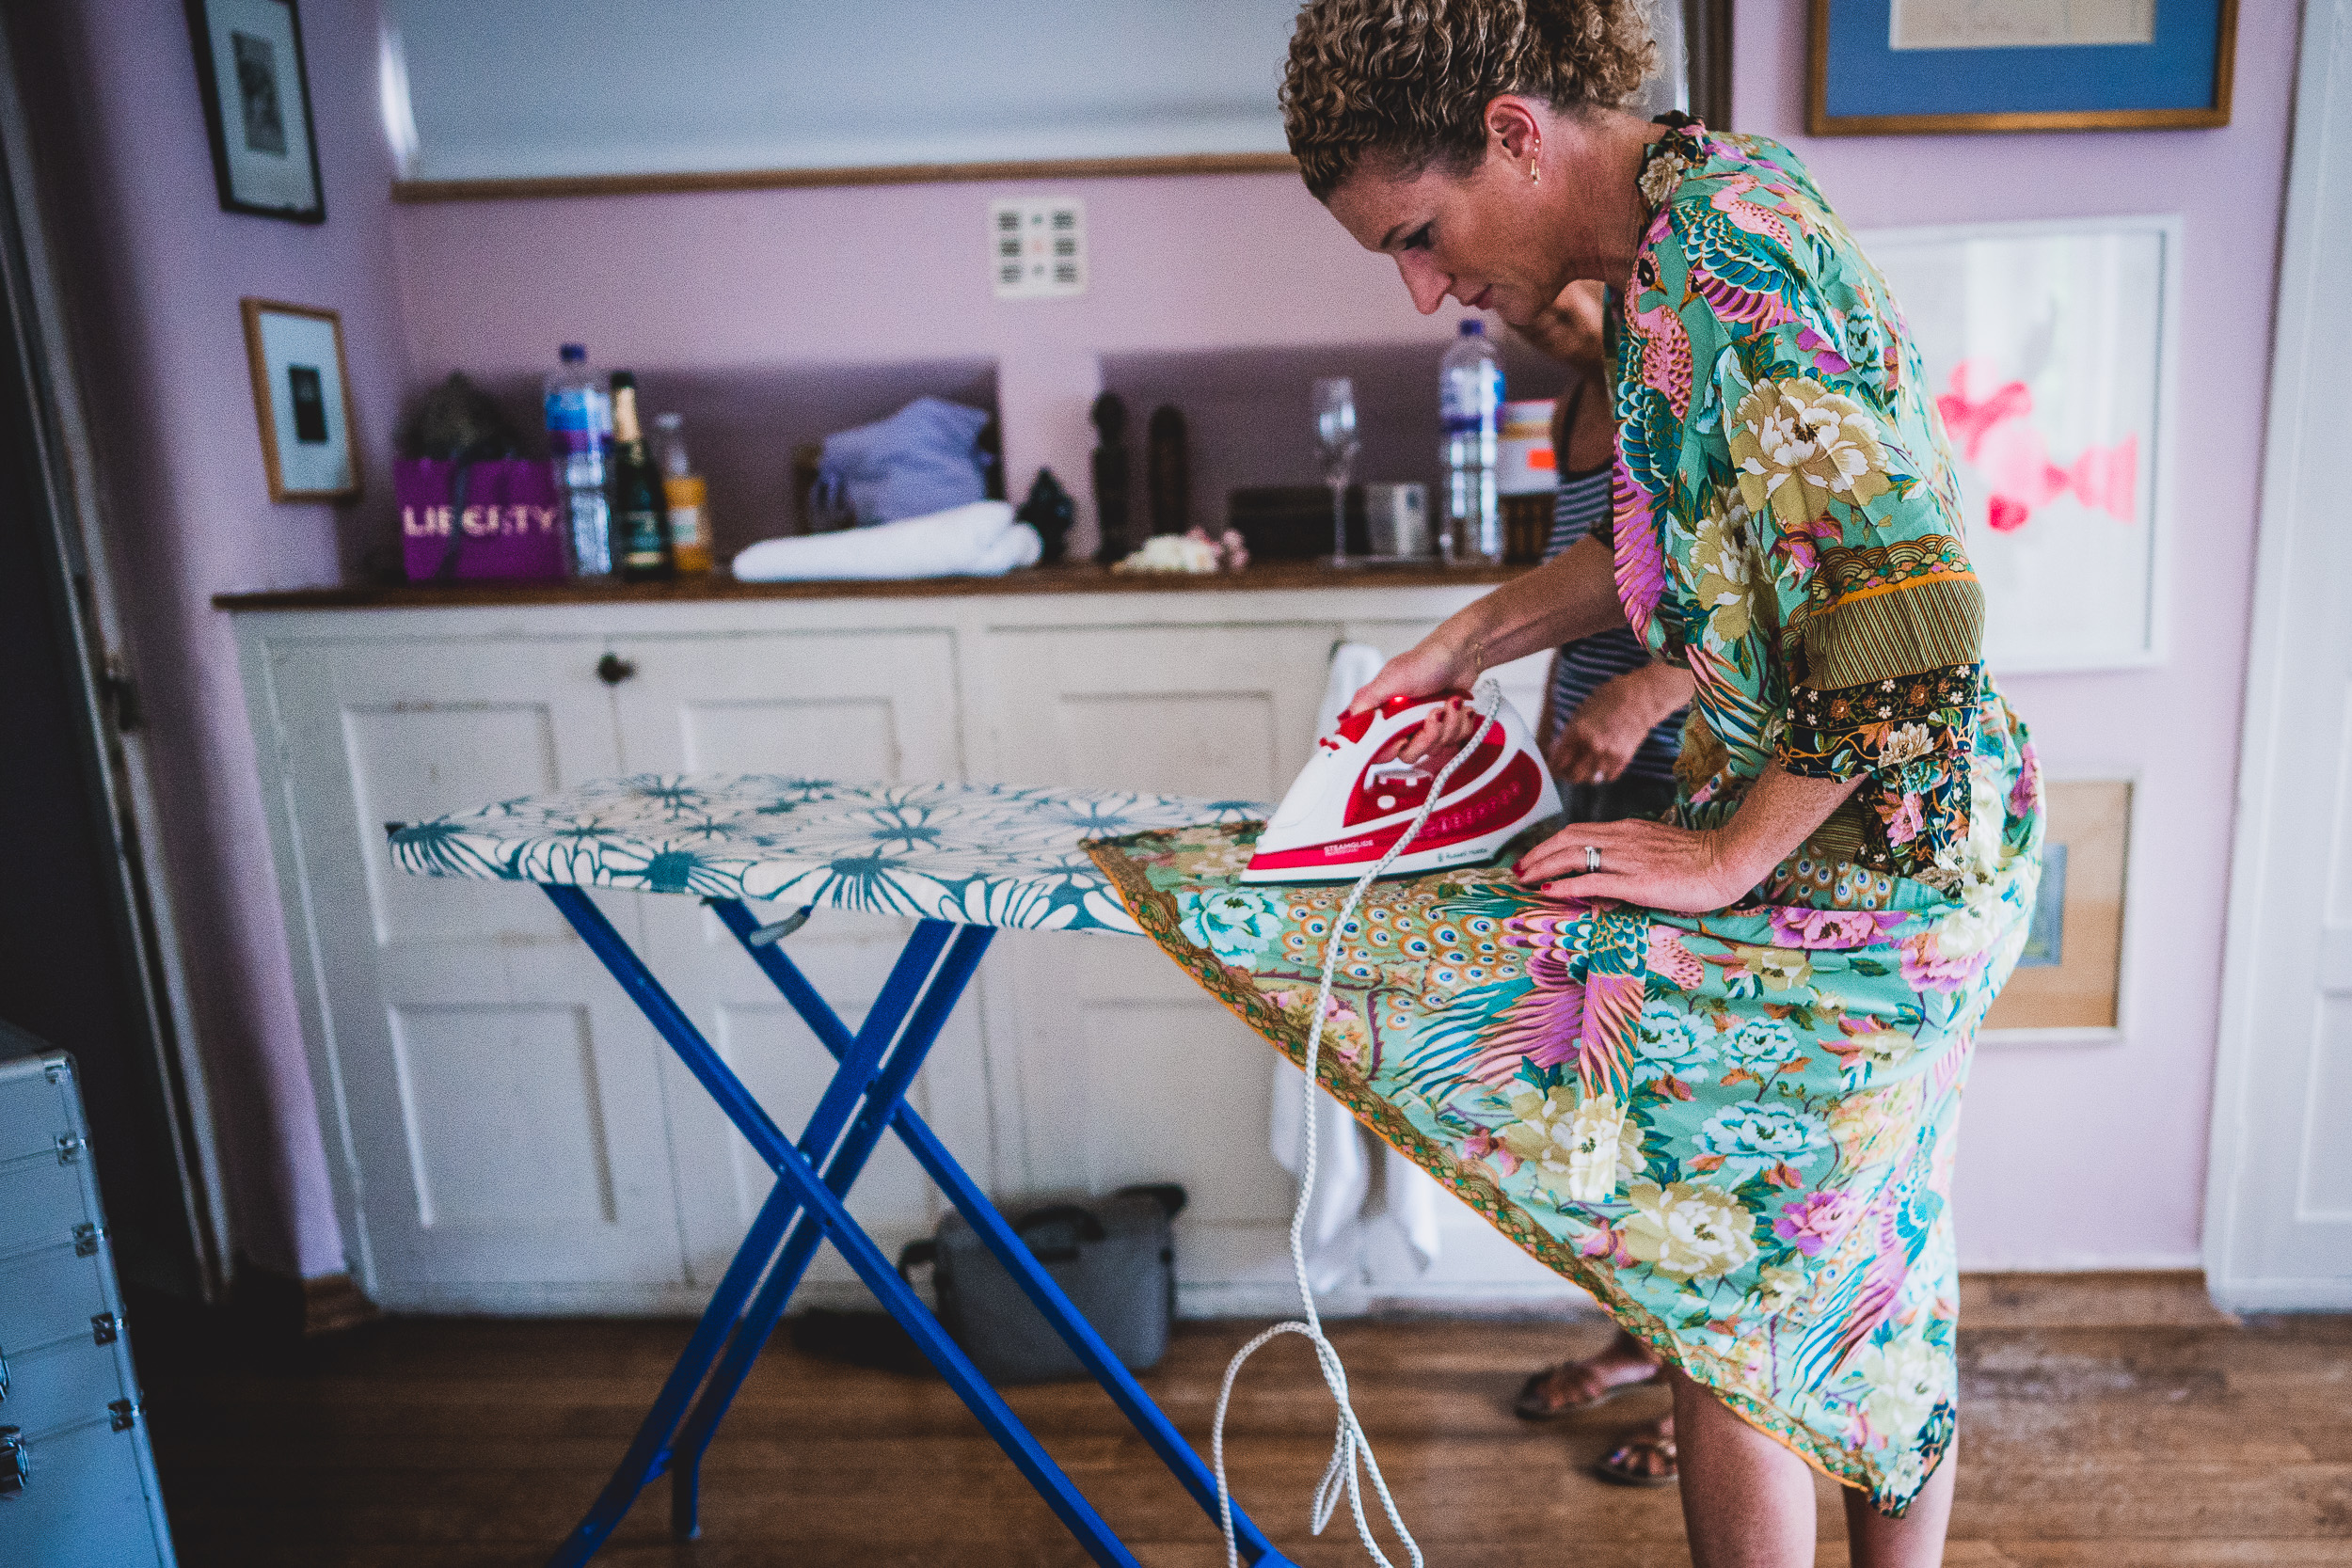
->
1240, 687, 1562, 884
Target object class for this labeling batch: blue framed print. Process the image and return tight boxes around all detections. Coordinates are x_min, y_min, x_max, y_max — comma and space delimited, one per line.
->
1809, 0, 2237, 135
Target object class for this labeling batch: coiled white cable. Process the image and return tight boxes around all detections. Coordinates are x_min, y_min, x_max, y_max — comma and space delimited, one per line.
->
1212, 676, 1508, 1568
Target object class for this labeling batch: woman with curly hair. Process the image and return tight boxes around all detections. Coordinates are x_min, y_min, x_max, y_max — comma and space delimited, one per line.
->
1235, 2, 2037, 1562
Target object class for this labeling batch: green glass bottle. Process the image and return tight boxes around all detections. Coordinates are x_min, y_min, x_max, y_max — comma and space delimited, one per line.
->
608, 371, 674, 581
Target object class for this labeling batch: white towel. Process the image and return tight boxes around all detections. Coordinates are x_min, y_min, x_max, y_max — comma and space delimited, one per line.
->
730, 499, 1041, 581
1266, 641, 1446, 1290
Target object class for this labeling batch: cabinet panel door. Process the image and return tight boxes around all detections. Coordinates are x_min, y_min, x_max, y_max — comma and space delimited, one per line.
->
977, 624, 1336, 1296
275, 639, 691, 1297
980, 624, 1335, 800
612, 631, 992, 1292
985, 621, 1578, 1305
271, 638, 691, 1301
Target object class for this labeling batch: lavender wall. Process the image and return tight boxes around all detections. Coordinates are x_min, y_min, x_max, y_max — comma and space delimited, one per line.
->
1734, 5, 2296, 1268
387, 167, 1484, 565
389, 8, 2297, 1271
52, 0, 2291, 1281
22, 0, 411, 1277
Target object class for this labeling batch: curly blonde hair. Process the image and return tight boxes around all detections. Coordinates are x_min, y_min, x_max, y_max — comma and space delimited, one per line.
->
1281, 0, 1657, 199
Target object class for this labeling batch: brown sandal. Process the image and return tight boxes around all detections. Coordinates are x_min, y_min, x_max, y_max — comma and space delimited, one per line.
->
1512, 1357, 1661, 1421
1592, 1426, 1678, 1488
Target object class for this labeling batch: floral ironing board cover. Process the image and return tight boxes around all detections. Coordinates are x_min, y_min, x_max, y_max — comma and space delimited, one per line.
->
387, 774, 1263, 936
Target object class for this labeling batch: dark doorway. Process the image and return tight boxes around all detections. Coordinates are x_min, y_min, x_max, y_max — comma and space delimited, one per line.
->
0, 97, 215, 1299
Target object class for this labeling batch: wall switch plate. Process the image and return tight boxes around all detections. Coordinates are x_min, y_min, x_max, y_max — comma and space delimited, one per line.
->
991, 198, 1087, 299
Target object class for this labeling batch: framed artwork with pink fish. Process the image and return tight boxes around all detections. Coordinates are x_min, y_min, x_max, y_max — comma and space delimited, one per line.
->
1860, 215, 2177, 673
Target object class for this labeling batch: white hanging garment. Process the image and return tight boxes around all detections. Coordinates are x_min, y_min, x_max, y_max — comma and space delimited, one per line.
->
1258, 642, 1448, 1291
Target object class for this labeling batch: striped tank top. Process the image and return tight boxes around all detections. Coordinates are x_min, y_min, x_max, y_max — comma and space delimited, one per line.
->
1547, 463, 1684, 784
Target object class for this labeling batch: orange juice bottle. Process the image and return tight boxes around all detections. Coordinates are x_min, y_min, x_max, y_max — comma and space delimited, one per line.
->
653, 411, 712, 575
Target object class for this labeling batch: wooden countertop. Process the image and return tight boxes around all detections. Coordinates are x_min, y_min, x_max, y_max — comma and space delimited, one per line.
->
213, 559, 1522, 612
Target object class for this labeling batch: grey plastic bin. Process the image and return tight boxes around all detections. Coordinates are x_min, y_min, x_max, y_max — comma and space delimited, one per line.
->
908, 1184, 1184, 1386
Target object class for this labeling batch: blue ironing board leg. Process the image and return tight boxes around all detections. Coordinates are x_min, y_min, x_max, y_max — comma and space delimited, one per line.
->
667, 918, 994, 1540
543, 887, 1148, 1568
704, 898, 1299, 1568
539, 899, 953, 1568
537, 1165, 801, 1568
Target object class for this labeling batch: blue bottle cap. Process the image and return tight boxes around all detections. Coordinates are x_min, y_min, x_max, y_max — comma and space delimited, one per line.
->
1459, 319, 1485, 336
560, 343, 587, 363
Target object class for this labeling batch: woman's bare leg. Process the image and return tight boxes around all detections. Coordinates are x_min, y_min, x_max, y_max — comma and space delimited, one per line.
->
1666, 1366, 1816, 1568
1842, 1435, 1957, 1568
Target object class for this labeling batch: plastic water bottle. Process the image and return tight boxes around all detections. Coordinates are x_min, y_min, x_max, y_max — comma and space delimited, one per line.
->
1439, 319, 1505, 564
545, 343, 612, 578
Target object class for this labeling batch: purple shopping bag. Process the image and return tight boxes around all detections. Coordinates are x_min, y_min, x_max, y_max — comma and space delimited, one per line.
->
399, 458, 568, 581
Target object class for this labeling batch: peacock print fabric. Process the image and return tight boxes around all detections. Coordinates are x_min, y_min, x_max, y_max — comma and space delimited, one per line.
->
387, 775, 1262, 934
1089, 122, 2041, 1515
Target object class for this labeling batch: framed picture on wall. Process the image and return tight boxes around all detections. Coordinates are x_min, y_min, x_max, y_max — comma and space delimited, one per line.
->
240, 299, 358, 501
1981, 779, 2135, 1045
1861, 215, 2176, 673
1808, 0, 2237, 135
185, 0, 326, 222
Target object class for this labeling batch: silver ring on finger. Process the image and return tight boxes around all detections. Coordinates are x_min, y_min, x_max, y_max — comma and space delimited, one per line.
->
1584, 845, 1602, 875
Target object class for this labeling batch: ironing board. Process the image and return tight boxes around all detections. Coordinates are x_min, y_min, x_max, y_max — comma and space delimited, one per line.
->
387, 775, 1297, 1568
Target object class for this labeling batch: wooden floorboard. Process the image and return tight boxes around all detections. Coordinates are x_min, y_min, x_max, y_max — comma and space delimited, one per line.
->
133, 1275, 2352, 1566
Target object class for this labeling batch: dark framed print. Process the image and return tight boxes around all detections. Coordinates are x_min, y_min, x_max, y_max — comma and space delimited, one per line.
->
1808, 0, 2237, 135
240, 299, 358, 500
186, 0, 326, 221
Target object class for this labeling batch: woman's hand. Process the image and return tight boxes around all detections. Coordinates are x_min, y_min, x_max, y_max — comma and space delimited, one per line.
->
1548, 663, 1693, 785
1344, 637, 1485, 767
1517, 765, 1861, 914
1514, 818, 1748, 914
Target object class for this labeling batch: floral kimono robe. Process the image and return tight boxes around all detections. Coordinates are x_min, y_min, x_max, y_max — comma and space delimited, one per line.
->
1089, 120, 2041, 1514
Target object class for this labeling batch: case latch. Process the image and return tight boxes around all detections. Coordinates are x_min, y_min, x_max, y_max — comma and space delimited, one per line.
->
0, 1427, 24, 1493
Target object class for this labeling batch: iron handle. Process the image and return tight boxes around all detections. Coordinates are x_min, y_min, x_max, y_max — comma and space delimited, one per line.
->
595, 653, 637, 686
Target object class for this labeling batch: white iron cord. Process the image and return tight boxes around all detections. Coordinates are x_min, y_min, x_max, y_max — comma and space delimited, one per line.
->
1213, 677, 1508, 1568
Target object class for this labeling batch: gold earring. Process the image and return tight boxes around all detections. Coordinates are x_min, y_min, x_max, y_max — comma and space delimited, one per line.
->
1531, 160, 1541, 184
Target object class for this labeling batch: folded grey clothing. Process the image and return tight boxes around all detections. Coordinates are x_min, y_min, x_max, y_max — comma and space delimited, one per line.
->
731, 500, 1040, 580
812, 396, 992, 526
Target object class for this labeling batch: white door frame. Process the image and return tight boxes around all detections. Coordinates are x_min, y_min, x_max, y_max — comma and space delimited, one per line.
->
2206, 0, 2352, 1311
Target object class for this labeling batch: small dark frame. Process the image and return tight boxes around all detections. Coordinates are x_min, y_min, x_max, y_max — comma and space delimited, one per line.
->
240, 298, 359, 501
184, 0, 326, 223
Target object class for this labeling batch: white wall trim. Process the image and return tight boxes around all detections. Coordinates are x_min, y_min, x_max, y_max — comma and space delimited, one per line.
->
2205, 0, 2352, 1311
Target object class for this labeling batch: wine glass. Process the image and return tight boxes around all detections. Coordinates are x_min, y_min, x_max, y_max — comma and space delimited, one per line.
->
1312, 377, 1360, 566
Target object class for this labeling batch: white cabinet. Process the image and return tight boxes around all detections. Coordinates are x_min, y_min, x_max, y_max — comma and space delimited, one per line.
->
980, 619, 1343, 1301
231, 581, 1578, 1315
262, 635, 682, 1305
614, 630, 983, 1293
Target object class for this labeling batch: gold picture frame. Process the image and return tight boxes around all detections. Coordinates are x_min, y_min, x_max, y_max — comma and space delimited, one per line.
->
239, 297, 358, 502
1981, 779, 2133, 1041
1807, 0, 2237, 137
